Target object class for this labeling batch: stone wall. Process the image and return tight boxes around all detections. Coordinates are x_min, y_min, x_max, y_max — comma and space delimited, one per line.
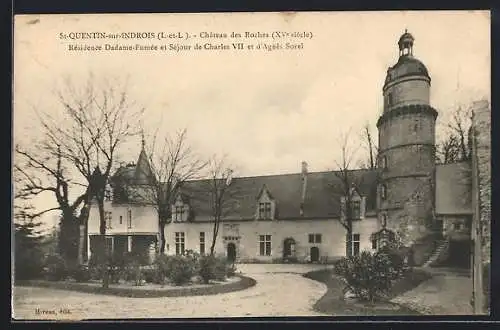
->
472, 100, 491, 264
384, 176, 436, 265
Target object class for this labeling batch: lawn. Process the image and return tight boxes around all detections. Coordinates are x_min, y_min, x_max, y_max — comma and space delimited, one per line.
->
303, 268, 431, 316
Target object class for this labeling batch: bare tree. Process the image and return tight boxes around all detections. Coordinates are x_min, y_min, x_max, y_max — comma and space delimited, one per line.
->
15, 74, 143, 284
134, 128, 207, 254
437, 134, 461, 164
14, 143, 88, 264
437, 105, 472, 163
359, 122, 378, 169
202, 156, 238, 256
330, 129, 370, 257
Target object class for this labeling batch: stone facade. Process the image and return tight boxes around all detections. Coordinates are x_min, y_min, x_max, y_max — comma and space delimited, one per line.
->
472, 100, 491, 263
165, 217, 378, 262
377, 32, 437, 260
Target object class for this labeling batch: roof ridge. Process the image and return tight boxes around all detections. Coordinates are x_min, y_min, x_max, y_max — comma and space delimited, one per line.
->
175, 167, 377, 184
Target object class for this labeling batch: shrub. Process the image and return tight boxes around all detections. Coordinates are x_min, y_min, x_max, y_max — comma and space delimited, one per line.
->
154, 254, 170, 284
43, 254, 68, 281
377, 246, 410, 278
198, 255, 217, 284
483, 262, 490, 312
165, 255, 195, 285
71, 264, 91, 282
226, 262, 237, 278
142, 266, 163, 284
334, 250, 403, 302
214, 256, 228, 281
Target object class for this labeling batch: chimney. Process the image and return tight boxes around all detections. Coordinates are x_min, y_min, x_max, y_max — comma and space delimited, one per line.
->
300, 161, 308, 216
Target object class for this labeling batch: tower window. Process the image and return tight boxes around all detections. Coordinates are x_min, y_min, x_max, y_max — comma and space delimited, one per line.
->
380, 155, 388, 170
387, 92, 394, 107
382, 214, 388, 228
381, 184, 387, 200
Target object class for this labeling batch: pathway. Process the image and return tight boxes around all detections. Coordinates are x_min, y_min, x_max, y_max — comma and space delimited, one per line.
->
391, 267, 473, 315
13, 264, 329, 320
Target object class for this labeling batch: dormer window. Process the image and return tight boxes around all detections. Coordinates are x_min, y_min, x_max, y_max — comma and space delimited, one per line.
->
350, 200, 361, 220
172, 195, 189, 222
174, 205, 184, 222
259, 202, 272, 220
104, 184, 113, 201
341, 188, 366, 221
256, 185, 275, 220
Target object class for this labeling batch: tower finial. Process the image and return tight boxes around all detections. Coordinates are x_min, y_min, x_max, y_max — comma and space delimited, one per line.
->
141, 129, 145, 149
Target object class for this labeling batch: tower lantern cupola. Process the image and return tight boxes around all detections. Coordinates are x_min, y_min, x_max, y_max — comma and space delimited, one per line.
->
398, 29, 414, 57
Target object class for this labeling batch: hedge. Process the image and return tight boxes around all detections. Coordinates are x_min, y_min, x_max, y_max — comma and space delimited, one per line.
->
15, 275, 256, 298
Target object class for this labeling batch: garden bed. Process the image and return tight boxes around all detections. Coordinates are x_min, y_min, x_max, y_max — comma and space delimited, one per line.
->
303, 269, 430, 316
16, 274, 256, 298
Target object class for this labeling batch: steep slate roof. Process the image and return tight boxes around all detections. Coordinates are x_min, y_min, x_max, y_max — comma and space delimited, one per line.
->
179, 169, 379, 221
435, 162, 472, 215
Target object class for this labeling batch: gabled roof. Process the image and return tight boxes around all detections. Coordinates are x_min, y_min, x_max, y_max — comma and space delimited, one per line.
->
435, 161, 472, 215
178, 168, 379, 221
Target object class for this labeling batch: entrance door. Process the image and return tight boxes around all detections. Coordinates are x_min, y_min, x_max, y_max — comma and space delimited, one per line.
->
310, 246, 319, 262
227, 243, 236, 263
283, 238, 295, 258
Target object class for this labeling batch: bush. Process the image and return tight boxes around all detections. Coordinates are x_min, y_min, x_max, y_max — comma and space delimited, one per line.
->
165, 255, 195, 285
154, 254, 171, 284
71, 264, 91, 282
226, 262, 237, 278
334, 250, 405, 302
198, 255, 217, 284
214, 256, 229, 281
142, 266, 163, 284
483, 262, 490, 312
43, 254, 68, 281
377, 246, 410, 278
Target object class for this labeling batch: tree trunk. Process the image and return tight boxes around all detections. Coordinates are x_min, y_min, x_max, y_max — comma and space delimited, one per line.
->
209, 219, 219, 256
159, 221, 166, 254
96, 200, 110, 288
59, 210, 79, 267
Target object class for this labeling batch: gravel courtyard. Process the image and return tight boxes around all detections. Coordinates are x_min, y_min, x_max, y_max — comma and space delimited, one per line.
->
13, 264, 330, 320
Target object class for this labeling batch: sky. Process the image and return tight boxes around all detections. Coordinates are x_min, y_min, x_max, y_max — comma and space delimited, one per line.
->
13, 11, 490, 228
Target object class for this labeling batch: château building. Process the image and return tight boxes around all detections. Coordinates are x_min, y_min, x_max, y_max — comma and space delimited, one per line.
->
86, 31, 478, 266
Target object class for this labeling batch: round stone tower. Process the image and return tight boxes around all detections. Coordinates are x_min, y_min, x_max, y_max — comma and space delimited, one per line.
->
377, 31, 438, 246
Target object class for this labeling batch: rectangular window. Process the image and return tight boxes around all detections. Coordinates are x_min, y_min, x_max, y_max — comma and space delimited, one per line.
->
105, 236, 113, 255
127, 210, 132, 229
119, 215, 123, 225
315, 234, 322, 243
105, 211, 112, 229
308, 234, 322, 243
258, 202, 272, 219
199, 232, 205, 255
175, 232, 185, 255
174, 205, 184, 222
350, 201, 361, 220
346, 233, 361, 256
353, 234, 360, 256
259, 234, 272, 256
